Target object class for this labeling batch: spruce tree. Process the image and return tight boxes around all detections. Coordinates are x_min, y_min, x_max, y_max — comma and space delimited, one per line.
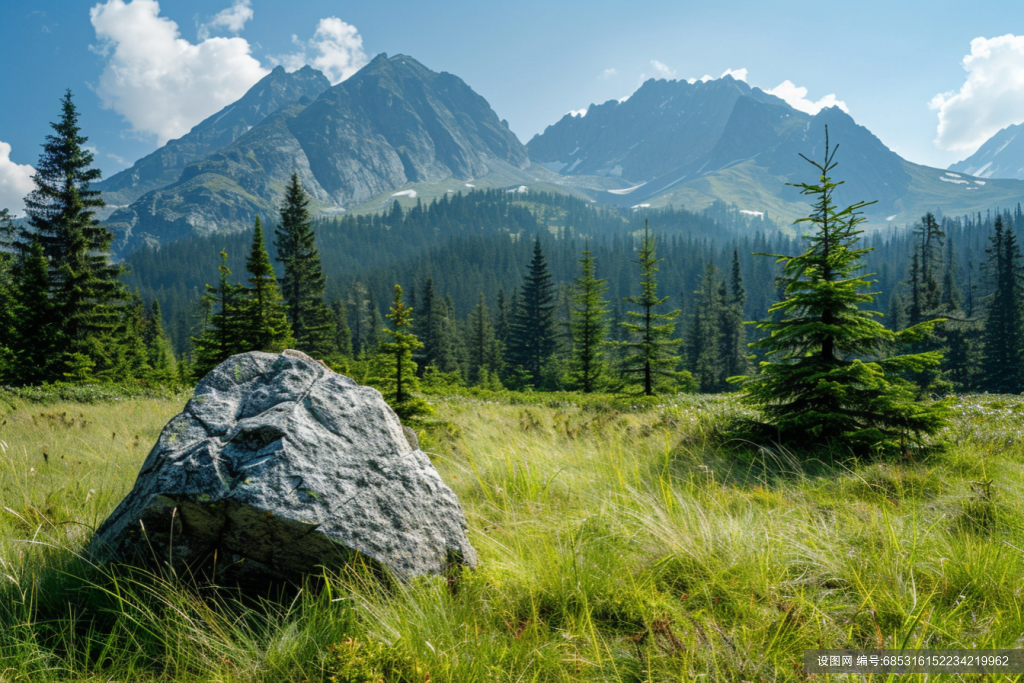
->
10, 241, 61, 384
348, 282, 369, 357
331, 300, 354, 357
495, 288, 511, 348
510, 238, 557, 386
415, 278, 440, 370
687, 262, 725, 392
275, 173, 336, 356
0, 210, 17, 377
369, 285, 429, 420
619, 221, 682, 396
364, 291, 383, 355
467, 293, 499, 385
739, 134, 948, 453
568, 246, 609, 392
243, 216, 294, 353
980, 215, 1024, 393
191, 251, 248, 378
722, 249, 749, 382
144, 299, 178, 383
21, 90, 126, 379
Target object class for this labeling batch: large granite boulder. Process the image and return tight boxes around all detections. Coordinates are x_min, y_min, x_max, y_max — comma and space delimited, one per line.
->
91, 350, 476, 583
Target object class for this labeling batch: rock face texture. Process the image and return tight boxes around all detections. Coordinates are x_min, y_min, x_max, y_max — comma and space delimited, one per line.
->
91, 350, 476, 583
97, 66, 331, 209
105, 54, 529, 254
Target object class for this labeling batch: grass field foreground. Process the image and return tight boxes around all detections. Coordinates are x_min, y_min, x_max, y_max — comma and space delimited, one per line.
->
1, 389, 1023, 681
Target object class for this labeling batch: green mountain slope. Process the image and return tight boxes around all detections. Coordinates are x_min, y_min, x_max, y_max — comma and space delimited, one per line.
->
105, 54, 529, 254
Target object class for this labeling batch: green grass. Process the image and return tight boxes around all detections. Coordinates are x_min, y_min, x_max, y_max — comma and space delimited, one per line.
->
2, 389, 1024, 681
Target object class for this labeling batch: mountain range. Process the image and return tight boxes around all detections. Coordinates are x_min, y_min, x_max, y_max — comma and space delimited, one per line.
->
97, 53, 1024, 254
102, 54, 531, 253
948, 122, 1024, 180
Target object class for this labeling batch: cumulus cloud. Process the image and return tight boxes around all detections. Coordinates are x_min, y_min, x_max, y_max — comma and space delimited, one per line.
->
197, 0, 253, 40
566, 108, 588, 117
650, 60, 676, 79
765, 80, 848, 115
90, 0, 269, 144
0, 141, 36, 217
931, 34, 1024, 152
274, 17, 368, 85
602, 67, 617, 79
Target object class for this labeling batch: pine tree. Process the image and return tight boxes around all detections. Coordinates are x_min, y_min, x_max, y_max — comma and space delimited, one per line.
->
9, 241, 61, 384
20, 90, 126, 379
415, 278, 441, 370
619, 221, 682, 396
144, 299, 178, 383
330, 301, 354, 357
467, 293, 499, 385
722, 249, 749, 382
495, 288, 511, 348
275, 173, 336, 356
510, 238, 557, 386
914, 212, 945, 319
568, 246, 609, 392
243, 216, 294, 353
369, 285, 429, 421
364, 291, 383, 355
739, 134, 948, 453
0, 210, 18, 377
687, 262, 725, 392
191, 251, 248, 378
980, 215, 1024, 393
347, 282, 370, 357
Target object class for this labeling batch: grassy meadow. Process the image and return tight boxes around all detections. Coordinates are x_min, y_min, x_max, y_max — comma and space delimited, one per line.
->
1, 387, 1024, 681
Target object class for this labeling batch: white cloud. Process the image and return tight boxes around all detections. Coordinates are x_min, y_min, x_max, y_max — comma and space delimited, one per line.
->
931, 34, 1024, 152
90, 0, 269, 144
0, 141, 36, 217
197, 0, 253, 40
274, 17, 368, 85
567, 108, 588, 117
650, 60, 676, 79
765, 79, 848, 115
720, 68, 748, 82
602, 67, 617, 79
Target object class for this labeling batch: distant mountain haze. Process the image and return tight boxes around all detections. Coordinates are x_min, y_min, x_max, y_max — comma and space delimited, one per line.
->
527, 76, 1023, 225
99, 54, 1024, 255
95, 65, 331, 208
949, 122, 1024, 180
104, 54, 529, 253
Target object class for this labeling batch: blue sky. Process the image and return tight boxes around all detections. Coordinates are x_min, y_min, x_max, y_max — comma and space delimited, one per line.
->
2, 0, 1023, 213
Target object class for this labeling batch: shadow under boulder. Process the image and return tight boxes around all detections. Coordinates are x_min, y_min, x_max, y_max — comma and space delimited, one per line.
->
91, 350, 476, 585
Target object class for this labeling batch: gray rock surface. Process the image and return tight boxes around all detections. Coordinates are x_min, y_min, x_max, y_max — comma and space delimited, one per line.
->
91, 350, 476, 583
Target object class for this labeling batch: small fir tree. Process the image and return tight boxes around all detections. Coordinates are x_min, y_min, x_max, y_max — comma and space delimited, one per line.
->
686, 262, 725, 392
10, 241, 62, 384
466, 293, 499, 385
510, 238, 557, 386
618, 221, 683, 396
275, 173, 336, 356
331, 300, 354, 357
191, 251, 248, 378
369, 285, 430, 421
980, 215, 1024, 393
242, 216, 294, 353
722, 249, 749, 382
568, 246, 610, 392
739, 133, 948, 453
144, 299, 178, 383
